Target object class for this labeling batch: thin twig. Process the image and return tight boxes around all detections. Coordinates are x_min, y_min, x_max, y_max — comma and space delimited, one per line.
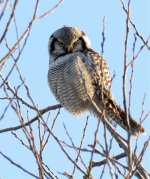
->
0, 150, 39, 179
0, 104, 62, 133
0, 0, 19, 45
127, 36, 150, 67
72, 117, 89, 177
120, 0, 150, 51
92, 152, 126, 167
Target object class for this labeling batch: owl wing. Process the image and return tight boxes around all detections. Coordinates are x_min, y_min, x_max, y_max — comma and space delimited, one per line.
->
85, 49, 112, 96
85, 49, 144, 136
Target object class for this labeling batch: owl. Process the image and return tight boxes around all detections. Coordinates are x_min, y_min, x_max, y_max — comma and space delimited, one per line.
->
48, 26, 144, 136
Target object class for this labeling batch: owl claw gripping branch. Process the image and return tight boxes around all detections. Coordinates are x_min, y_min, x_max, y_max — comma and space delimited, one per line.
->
48, 26, 145, 136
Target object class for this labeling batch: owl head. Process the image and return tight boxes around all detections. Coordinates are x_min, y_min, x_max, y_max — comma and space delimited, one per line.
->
48, 26, 91, 61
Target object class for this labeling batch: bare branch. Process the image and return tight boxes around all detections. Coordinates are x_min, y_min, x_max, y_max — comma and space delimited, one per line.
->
120, 0, 150, 50
92, 152, 126, 168
0, 0, 19, 45
0, 150, 39, 179
0, 104, 62, 133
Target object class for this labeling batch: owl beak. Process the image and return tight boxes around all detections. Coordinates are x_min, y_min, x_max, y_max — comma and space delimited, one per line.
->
65, 45, 72, 53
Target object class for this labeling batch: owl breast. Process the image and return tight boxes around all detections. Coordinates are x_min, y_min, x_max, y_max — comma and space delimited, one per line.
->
48, 52, 95, 115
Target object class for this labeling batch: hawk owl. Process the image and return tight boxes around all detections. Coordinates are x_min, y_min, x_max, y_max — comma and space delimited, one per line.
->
48, 26, 144, 136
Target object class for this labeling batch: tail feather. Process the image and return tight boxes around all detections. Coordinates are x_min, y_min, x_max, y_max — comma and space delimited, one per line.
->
92, 93, 145, 136
114, 105, 145, 136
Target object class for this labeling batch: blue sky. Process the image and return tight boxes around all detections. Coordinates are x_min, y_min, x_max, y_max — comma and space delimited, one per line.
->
0, 0, 150, 178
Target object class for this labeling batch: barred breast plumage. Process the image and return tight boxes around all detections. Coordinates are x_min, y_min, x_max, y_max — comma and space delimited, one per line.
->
48, 51, 95, 115
48, 26, 145, 136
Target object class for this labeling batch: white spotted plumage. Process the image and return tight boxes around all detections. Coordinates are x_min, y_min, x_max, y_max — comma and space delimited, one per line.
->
48, 26, 144, 136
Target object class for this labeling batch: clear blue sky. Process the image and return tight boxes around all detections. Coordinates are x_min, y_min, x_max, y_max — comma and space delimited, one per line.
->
0, 0, 150, 178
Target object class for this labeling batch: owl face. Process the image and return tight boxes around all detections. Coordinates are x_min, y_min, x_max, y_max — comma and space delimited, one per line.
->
48, 26, 91, 61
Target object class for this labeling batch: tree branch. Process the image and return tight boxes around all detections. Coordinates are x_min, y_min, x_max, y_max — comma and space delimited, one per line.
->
0, 104, 62, 133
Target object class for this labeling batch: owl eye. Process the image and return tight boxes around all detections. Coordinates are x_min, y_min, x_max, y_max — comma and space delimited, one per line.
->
58, 41, 64, 47
73, 41, 78, 47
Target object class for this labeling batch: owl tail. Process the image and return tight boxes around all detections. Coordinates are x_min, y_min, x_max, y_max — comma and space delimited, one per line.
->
112, 105, 145, 136
92, 94, 145, 136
